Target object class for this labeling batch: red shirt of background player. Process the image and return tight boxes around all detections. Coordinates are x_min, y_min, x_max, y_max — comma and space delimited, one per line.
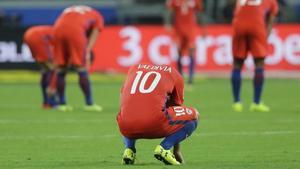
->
23, 26, 54, 63
167, 0, 202, 33
166, 0, 203, 51
53, 5, 104, 66
117, 64, 191, 139
232, 0, 279, 58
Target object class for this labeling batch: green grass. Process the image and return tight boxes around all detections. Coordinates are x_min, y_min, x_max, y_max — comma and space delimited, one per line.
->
0, 72, 300, 169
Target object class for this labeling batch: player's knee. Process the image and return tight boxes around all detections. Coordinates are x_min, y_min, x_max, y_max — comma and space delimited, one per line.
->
183, 120, 198, 137
254, 58, 265, 68
190, 107, 199, 121
75, 66, 87, 73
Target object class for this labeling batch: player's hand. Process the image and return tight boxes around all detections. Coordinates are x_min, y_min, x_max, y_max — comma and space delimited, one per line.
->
46, 86, 56, 97
173, 143, 185, 164
174, 150, 185, 164
85, 51, 92, 70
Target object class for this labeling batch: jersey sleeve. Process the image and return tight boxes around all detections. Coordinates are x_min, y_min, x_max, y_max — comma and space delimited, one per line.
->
91, 10, 104, 31
269, 0, 279, 16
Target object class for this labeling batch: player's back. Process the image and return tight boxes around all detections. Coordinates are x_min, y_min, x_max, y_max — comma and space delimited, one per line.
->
233, 0, 278, 28
54, 5, 103, 33
118, 64, 183, 137
24, 26, 53, 44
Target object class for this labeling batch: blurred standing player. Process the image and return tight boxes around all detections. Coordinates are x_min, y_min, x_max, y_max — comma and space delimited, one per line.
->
53, 5, 103, 111
231, 0, 278, 112
24, 26, 56, 109
165, 0, 205, 85
117, 64, 199, 165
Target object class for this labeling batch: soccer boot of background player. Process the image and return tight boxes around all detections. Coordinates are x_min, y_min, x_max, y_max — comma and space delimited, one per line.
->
83, 104, 103, 112
232, 102, 243, 112
57, 105, 73, 112
250, 102, 270, 112
154, 145, 180, 165
122, 148, 136, 165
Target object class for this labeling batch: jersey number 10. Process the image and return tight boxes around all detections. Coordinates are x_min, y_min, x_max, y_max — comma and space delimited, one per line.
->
239, 0, 262, 6
130, 71, 161, 94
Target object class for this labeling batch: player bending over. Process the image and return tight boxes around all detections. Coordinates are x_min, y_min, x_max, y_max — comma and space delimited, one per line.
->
117, 64, 199, 165
24, 26, 57, 109
231, 0, 278, 112
52, 5, 104, 112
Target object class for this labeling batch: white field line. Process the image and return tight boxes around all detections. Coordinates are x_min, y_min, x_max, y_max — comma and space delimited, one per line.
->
0, 131, 298, 141
0, 119, 299, 124
0, 119, 103, 124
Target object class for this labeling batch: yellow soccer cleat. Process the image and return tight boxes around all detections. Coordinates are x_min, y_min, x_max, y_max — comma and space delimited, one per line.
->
250, 103, 270, 112
57, 105, 73, 112
232, 102, 243, 112
122, 148, 136, 165
83, 104, 103, 112
154, 145, 181, 165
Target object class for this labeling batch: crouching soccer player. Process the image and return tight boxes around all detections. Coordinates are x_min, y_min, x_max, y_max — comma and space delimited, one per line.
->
117, 64, 199, 165
24, 26, 57, 108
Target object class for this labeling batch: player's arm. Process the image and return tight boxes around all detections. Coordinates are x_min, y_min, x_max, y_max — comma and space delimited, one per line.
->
86, 28, 99, 68
266, 0, 279, 37
266, 14, 276, 37
170, 71, 185, 106
164, 0, 174, 31
196, 0, 207, 38
173, 143, 185, 164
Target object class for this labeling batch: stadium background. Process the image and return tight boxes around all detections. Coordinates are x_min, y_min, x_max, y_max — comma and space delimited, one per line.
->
0, 0, 299, 75
0, 1, 300, 169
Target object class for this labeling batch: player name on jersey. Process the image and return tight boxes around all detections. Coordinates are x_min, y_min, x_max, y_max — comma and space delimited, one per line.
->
138, 64, 172, 73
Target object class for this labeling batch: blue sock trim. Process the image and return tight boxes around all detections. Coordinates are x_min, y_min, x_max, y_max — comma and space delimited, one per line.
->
188, 56, 195, 84
57, 72, 66, 105
41, 72, 49, 104
161, 120, 197, 150
231, 68, 242, 102
78, 71, 93, 105
123, 137, 136, 153
254, 68, 264, 104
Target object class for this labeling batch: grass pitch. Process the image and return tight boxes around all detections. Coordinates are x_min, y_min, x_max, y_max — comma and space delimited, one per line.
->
0, 71, 299, 169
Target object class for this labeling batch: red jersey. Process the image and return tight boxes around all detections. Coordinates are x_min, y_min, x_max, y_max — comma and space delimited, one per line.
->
54, 5, 104, 33
23, 26, 54, 62
233, 0, 278, 29
118, 64, 184, 138
24, 26, 53, 45
167, 0, 202, 31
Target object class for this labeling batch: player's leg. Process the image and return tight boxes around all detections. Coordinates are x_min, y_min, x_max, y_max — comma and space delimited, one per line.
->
187, 30, 196, 85
74, 66, 102, 112
71, 38, 102, 112
39, 62, 58, 108
231, 58, 244, 112
55, 66, 73, 111
249, 31, 269, 112
39, 63, 52, 108
250, 58, 270, 112
231, 30, 247, 112
155, 120, 197, 165
188, 47, 196, 85
154, 106, 199, 165
122, 137, 136, 165
52, 32, 73, 111
177, 42, 184, 75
